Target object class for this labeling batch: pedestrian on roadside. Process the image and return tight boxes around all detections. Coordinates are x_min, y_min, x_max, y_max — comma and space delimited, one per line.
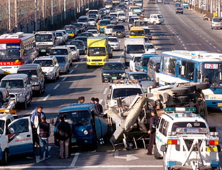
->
95, 98, 103, 114
55, 116, 71, 159
78, 96, 85, 104
38, 116, 50, 160
147, 110, 159, 155
63, 115, 74, 157
31, 106, 46, 146
91, 97, 95, 103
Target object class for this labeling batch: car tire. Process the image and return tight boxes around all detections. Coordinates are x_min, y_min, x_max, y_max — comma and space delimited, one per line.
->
0, 149, 8, 165
87, 65, 91, 69
154, 145, 162, 159
102, 78, 105, 83
42, 84, 45, 94
56, 73, 60, 80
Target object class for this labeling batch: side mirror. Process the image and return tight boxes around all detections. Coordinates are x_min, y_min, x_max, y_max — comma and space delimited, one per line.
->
9, 127, 15, 134
107, 94, 111, 100
160, 145, 167, 152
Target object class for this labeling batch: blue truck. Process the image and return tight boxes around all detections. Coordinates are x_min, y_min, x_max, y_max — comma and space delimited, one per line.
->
175, 1, 181, 6
182, 2, 189, 8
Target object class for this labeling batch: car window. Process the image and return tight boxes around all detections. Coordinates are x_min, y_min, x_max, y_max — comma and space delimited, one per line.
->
1, 80, 24, 89
9, 119, 29, 133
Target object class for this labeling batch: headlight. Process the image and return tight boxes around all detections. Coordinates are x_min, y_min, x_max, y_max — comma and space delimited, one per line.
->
87, 58, 90, 61
104, 58, 108, 61
103, 73, 110, 76
19, 93, 25, 97
83, 130, 88, 135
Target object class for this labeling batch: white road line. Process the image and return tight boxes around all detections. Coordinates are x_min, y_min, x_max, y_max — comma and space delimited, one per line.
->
99, 99, 103, 104
0, 165, 164, 169
206, 40, 209, 42
121, 52, 124, 55
61, 77, 67, 81
217, 50, 221, 52
103, 88, 108, 94
53, 84, 60, 90
43, 94, 50, 101
69, 69, 74, 73
213, 46, 216, 48
70, 152, 80, 167
74, 65, 78, 68
182, 44, 185, 46
184, 47, 187, 49
209, 43, 212, 45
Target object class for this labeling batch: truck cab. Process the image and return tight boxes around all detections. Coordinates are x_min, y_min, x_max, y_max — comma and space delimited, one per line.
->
154, 110, 221, 170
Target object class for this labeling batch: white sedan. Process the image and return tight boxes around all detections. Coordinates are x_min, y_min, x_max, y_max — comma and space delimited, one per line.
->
108, 37, 120, 51
87, 29, 99, 37
66, 45, 80, 61
145, 43, 157, 54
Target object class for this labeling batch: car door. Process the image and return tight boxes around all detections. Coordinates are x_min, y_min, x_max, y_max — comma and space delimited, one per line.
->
7, 117, 33, 156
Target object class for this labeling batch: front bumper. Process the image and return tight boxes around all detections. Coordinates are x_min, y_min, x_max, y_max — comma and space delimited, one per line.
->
31, 85, 41, 91
9, 93, 26, 103
110, 45, 120, 50
45, 74, 55, 80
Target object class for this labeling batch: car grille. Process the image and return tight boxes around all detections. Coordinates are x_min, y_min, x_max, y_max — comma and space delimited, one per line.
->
92, 59, 102, 62
110, 73, 120, 77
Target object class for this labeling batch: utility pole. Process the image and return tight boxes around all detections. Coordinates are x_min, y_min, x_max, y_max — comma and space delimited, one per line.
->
64, 0, 66, 20
8, 0, 11, 32
34, 0, 37, 32
51, 0, 54, 25
14, 0, 18, 32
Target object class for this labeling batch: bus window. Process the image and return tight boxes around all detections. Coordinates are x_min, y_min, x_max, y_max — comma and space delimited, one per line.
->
162, 56, 176, 75
181, 61, 194, 80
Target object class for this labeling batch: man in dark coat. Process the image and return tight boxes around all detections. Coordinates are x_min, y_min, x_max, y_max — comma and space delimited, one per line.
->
56, 116, 71, 159
95, 98, 103, 114
147, 110, 159, 155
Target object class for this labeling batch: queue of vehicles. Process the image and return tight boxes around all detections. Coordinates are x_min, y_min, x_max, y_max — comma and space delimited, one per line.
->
0, 0, 220, 168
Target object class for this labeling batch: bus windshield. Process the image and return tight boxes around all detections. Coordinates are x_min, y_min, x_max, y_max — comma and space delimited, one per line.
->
202, 63, 222, 84
35, 34, 53, 42
127, 45, 144, 53
88, 47, 106, 56
0, 48, 20, 61
130, 30, 144, 36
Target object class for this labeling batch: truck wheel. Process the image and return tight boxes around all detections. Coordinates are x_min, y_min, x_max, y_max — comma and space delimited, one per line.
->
154, 145, 162, 159
195, 83, 210, 90
171, 88, 189, 96
1, 150, 8, 165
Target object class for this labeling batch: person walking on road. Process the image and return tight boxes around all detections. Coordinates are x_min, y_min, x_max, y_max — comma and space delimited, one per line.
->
38, 116, 50, 160
147, 110, 159, 155
56, 116, 71, 159
95, 98, 103, 114
31, 106, 46, 146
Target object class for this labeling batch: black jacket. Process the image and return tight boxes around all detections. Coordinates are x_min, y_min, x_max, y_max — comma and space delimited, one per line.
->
39, 122, 50, 138
56, 121, 71, 141
149, 115, 159, 132
96, 103, 103, 114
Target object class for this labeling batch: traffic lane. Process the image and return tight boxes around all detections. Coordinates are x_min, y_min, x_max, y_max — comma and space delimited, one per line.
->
162, 4, 222, 52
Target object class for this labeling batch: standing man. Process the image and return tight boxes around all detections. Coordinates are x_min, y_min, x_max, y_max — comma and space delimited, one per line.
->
56, 116, 71, 159
38, 116, 50, 160
95, 98, 103, 114
147, 110, 159, 155
31, 106, 46, 146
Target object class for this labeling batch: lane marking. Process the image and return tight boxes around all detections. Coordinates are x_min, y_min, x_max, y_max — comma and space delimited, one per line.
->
103, 88, 108, 94
43, 94, 50, 101
53, 84, 60, 90
121, 52, 124, 55
209, 43, 212, 45
213, 46, 216, 48
69, 69, 74, 74
70, 152, 80, 167
99, 99, 103, 104
62, 77, 67, 81
74, 65, 78, 68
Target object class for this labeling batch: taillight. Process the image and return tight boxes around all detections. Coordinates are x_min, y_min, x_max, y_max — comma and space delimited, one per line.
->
167, 139, 178, 145
208, 140, 219, 145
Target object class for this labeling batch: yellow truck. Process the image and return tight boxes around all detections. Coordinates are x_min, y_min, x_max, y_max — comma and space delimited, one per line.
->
87, 37, 110, 68
112, 0, 120, 4
129, 27, 145, 38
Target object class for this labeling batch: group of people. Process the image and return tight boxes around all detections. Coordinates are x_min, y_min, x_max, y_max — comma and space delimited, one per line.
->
77, 96, 103, 114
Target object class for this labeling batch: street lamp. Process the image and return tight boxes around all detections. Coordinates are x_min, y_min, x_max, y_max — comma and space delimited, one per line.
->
8, 0, 11, 31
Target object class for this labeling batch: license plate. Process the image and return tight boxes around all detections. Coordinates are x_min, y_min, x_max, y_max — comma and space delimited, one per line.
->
218, 103, 222, 107
71, 138, 76, 143
206, 146, 218, 152
95, 63, 99, 65
112, 77, 117, 80
41, 49, 46, 52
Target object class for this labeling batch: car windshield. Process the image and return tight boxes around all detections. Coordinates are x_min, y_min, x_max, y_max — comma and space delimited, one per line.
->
56, 32, 62, 36
78, 18, 88, 22
172, 122, 207, 132
119, 14, 125, 16
142, 58, 150, 66
202, 63, 222, 84
157, 15, 163, 18
145, 44, 154, 49
49, 49, 68, 55
64, 26, 75, 31
89, 18, 95, 21
73, 24, 81, 28
127, 45, 144, 53
213, 18, 222, 22
108, 38, 118, 42
56, 57, 66, 63
135, 22, 148, 26
89, 11, 98, 15
107, 25, 114, 28
113, 26, 125, 31
0, 120, 4, 134
110, 14, 117, 18
70, 41, 84, 47
1, 80, 24, 89
100, 20, 111, 26
177, 8, 183, 10
88, 30, 97, 33
34, 60, 53, 67
134, 57, 141, 62
130, 30, 144, 36
35, 34, 52, 42
17, 70, 37, 78
81, 33, 92, 37
88, 47, 106, 56
69, 46, 76, 51
104, 17, 111, 20
75, 37, 87, 43
129, 74, 150, 81
113, 88, 142, 98
58, 111, 90, 126
103, 63, 124, 70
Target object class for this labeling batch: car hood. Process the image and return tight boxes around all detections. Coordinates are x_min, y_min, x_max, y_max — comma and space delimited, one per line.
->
42, 67, 54, 73
102, 70, 125, 74
8, 88, 25, 94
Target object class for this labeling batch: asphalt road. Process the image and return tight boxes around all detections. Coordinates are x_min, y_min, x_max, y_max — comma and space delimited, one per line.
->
5, 1, 222, 169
